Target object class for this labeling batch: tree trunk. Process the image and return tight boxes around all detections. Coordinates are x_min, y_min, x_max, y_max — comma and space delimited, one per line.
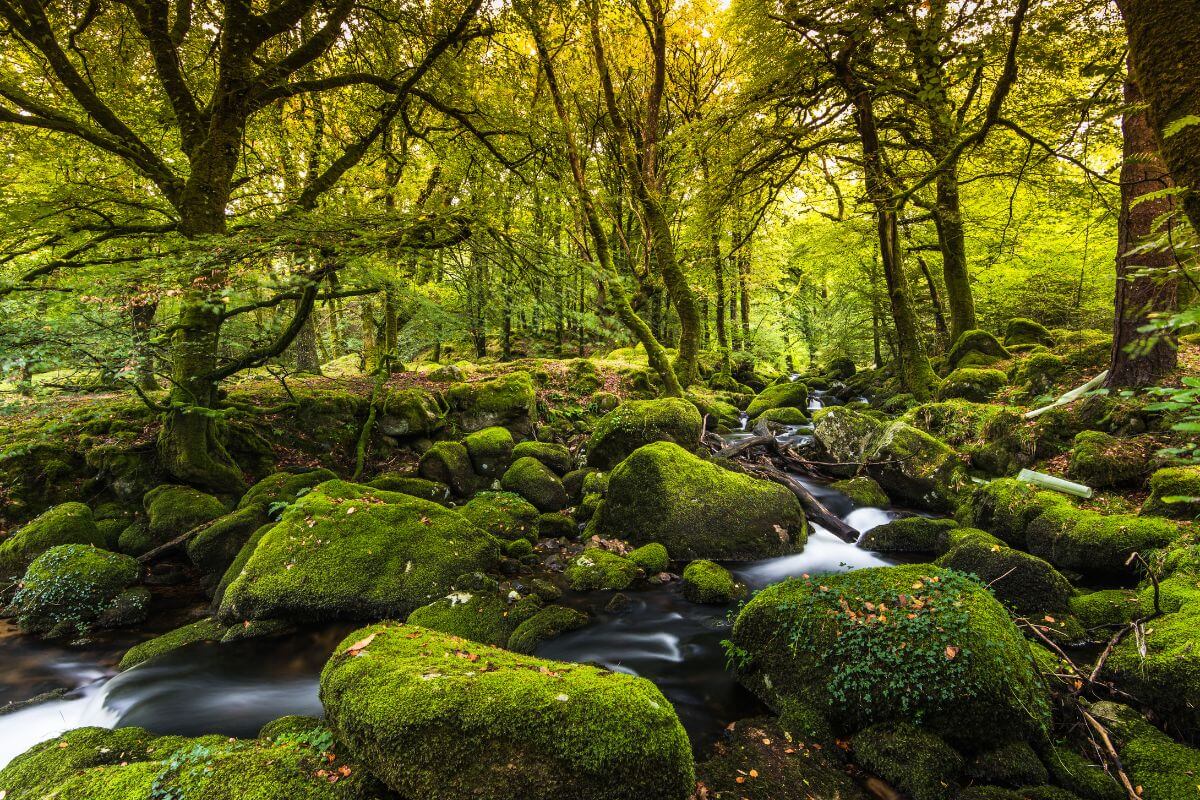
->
916, 255, 949, 348
933, 164, 976, 342
130, 299, 159, 391
738, 244, 751, 348
294, 300, 322, 374
1108, 77, 1179, 388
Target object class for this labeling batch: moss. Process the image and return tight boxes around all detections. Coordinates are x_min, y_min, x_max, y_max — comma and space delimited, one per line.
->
566, 358, 602, 394
1043, 744, 1125, 800
813, 406, 886, 463
730, 565, 1050, 747
696, 716, 869, 800
597, 442, 807, 560
463, 426, 515, 477
501, 456, 569, 512
561, 468, 595, 504
508, 604, 590, 653
586, 398, 703, 470
537, 512, 577, 539
143, 484, 228, 542
376, 386, 444, 439
830, 476, 889, 507
418, 441, 479, 497
1092, 701, 1200, 800
958, 479, 1067, 549
238, 469, 338, 511
445, 371, 537, 434
95, 517, 129, 550
852, 722, 962, 800
1025, 505, 1178, 579
581, 471, 609, 496
1069, 590, 1140, 630
566, 548, 638, 591
406, 590, 516, 647
0, 502, 104, 578
947, 329, 1011, 369
936, 533, 1074, 616
506, 538, 534, 558
578, 492, 603, 523
904, 400, 1032, 477
746, 382, 809, 419
221, 617, 294, 642
938, 368, 1009, 404
116, 520, 158, 556
187, 505, 270, 581
1105, 605, 1200, 736
428, 364, 466, 382
756, 406, 810, 427
1014, 352, 1069, 399
824, 356, 856, 380
218, 480, 500, 623
1050, 329, 1113, 371
319, 623, 694, 800
119, 617, 230, 670
458, 491, 539, 542
1068, 431, 1154, 489
366, 473, 451, 503
681, 559, 743, 604
860, 517, 958, 554
1005, 318, 1056, 348
628, 542, 669, 573
11, 544, 140, 636
97, 586, 151, 629
964, 739, 1048, 787
1142, 466, 1200, 519
512, 440, 574, 475
213, 522, 274, 606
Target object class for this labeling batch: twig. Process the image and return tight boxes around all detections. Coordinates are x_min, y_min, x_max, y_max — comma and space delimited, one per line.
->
1081, 710, 1140, 800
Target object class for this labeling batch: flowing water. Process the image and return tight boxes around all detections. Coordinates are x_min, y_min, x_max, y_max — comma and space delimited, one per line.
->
0, 442, 901, 766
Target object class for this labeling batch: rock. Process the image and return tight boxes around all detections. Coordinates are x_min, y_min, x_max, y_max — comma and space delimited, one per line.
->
824, 356, 857, 380
730, 564, 1050, 747
1013, 352, 1068, 398
445, 371, 537, 434
585, 398, 703, 470
376, 387, 443, 438
830, 476, 889, 507
512, 440, 574, 475
561, 468, 595, 504
144, 484, 228, 543
319, 623, 695, 800
746, 382, 809, 419
119, 617, 229, 670
10, 544, 141, 636
458, 491, 539, 542
501, 457, 569, 512
1043, 743, 1125, 800
964, 739, 1048, 787
567, 358, 601, 393
628, 542, 669, 573
681, 560, 742, 604
418, 441, 479, 497
1091, 701, 1200, 800
217, 481, 500, 623
0, 724, 379, 800
947, 329, 1010, 369
813, 406, 885, 464
1142, 466, 1200, 519
187, 505, 270, 583
905, 400, 1033, 477
463, 426, 515, 477
1067, 431, 1155, 488
429, 364, 466, 381
756, 406, 810, 426
1004, 318, 1056, 348
937, 368, 1008, 403
936, 531, 1075, 616
0, 502, 104, 578
596, 442, 807, 560
406, 590, 516, 647
858, 517, 959, 554
508, 605, 589, 653
238, 468, 339, 511
506, 538, 534, 558
537, 512, 577, 539
1025, 505, 1177, 579
366, 473, 452, 503
565, 548, 638, 591
1069, 589, 1140, 630
852, 722, 962, 800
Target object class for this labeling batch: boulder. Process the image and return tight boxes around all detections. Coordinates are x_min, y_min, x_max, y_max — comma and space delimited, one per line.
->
1091, 702, 1200, 800
596, 442, 807, 560
755, 406, 810, 426
729, 564, 1050, 747
366, 473, 452, 503
217, 481, 500, 622
566, 548, 638, 591
445, 371, 537, 434
1043, 744, 1124, 800
681, 559, 743, 604
0, 502, 104, 578
238, 469, 338, 511
852, 722, 962, 800
187, 505, 270, 582
824, 356, 857, 380
936, 532, 1075, 616
947, 329, 1010, 370
319, 623, 695, 800
963, 739, 1048, 788
746, 382, 809, 419
418, 441, 479, 497
628, 542, 669, 573
858, 517, 959, 554
585, 398, 703, 470
1142, 466, 1200, 519
406, 590, 516, 647
501, 457, 569, 512
463, 426, 515, 478
144, 484, 228, 542
1025, 505, 1177, 579
376, 387, 443, 438
1068, 431, 1155, 488
937, 368, 1008, 403
830, 476, 889, 507
457, 491, 539, 542
507, 605, 590, 653
10, 544, 143, 636
512, 440, 574, 475
1012, 352, 1067, 398
119, 617, 229, 670
1004, 318, 1056, 348
957, 478, 1066, 549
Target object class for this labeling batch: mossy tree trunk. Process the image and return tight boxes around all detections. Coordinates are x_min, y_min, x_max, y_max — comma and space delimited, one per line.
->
1108, 76, 1179, 388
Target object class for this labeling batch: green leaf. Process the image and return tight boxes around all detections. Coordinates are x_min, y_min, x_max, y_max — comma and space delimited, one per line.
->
1163, 115, 1200, 138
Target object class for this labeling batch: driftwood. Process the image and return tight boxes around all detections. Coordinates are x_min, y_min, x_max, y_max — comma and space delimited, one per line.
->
747, 462, 860, 544
137, 518, 221, 564
716, 434, 775, 460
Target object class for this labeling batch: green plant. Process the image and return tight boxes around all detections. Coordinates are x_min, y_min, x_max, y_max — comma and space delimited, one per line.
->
151, 742, 217, 800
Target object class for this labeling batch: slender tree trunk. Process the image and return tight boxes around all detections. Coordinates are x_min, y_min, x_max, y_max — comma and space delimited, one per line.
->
294, 300, 322, 374
738, 244, 751, 347
932, 163, 976, 342
130, 299, 159, 391
1108, 77, 1179, 388
916, 255, 949, 347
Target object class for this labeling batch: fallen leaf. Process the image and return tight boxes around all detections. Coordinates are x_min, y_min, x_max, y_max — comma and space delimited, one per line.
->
346, 633, 377, 656
945, 645, 959, 660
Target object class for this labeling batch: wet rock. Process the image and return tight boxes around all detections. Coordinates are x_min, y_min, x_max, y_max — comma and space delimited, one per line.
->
680, 559, 743, 604
585, 398, 703, 470
0, 502, 105, 579
501, 457, 569, 512
10, 544, 142, 636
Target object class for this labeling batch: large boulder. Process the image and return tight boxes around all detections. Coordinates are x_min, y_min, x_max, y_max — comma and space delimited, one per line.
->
445, 371, 537, 434
1068, 431, 1156, 489
376, 387, 443, 439
935, 531, 1075, 616
511, 440, 574, 475
595, 442, 807, 560
1091, 702, 1200, 800
585, 398, 702, 470
237, 468, 338, 511
418, 441, 479, 497
937, 368, 1008, 403
1025, 505, 1177, 579
217, 481, 500, 622
10, 544, 144, 636
319, 623, 695, 800
946, 329, 1010, 369
0, 502, 104, 578
187, 505, 270, 583
501, 456, 569, 512
457, 491, 539, 542
1142, 466, 1200, 519
746, 382, 808, 419
144, 484, 229, 540
956, 478, 1063, 549
1004, 318, 1056, 348
463, 426, 515, 477
729, 564, 1050, 748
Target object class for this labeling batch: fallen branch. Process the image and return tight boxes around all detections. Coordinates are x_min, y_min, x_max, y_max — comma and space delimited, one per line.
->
746, 462, 859, 543
1081, 710, 1141, 800
717, 434, 775, 460
137, 517, 222, 564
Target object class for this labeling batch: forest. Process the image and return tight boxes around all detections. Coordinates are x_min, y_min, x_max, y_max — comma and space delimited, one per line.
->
0, 0, 1199, 797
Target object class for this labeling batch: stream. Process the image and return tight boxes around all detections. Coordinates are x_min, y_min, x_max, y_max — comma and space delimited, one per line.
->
0, 414, 900, 767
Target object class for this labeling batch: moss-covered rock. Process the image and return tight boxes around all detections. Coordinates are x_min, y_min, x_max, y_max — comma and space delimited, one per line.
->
936, 532, 1074, 616
0, 724, 378, 800
824, 356, 857, 380
1013, 352, 1068, 398
813, 406, 885, 464
507, 604, 589, 653
596, 442, 807, 560
501, 456, 569, 512
561, 468, 595, 504
537, 512, 576, 539
405, 590, 516, 647
853, 722, 962, 800
445, 371, 537, 434
10, 544, 141, 636
1026, 505, 1177, 579
1091, 701, 1200, 800
1141, 466, 1200, 519
217, 481, 500, 623
904, 400, 1033, 477
143, 484, 228, 552
746, 382, 809, 419
937, 368, 1009, 403
512, 440, 574, 475
1051, 329, 1113, 371
118, 617, 229, 670
681, 559, 742, 604
319, 623, 695, 800
965, 739, 1048, 787
457, 491, 539, 542
463, 426, 515, 478
730, 565, 1050, 747
1043, 743, 1125, 800
859, 516, 959, 554
628, 542, 669, 573
1105, 603, 1200, 737
187, 505, 270, 582
957, 478, 1067, 548
366, 473, 451, 503
831, 476, 889, 507
566, 548, 638, 591
1069, 590, 1140, 631
755, 406, 810, 426
376, 386, 443, 439
947, 329, 1011, 370
1005, 318, 1056, 348
586, 398, 703, 470
0, 502, 104, 578
1068, 431, 1154, 489
238, 469, 338, 511
418, 441, 479, 497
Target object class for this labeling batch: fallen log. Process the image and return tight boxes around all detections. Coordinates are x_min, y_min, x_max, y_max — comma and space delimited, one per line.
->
716, 434, 775, 460
747, 462, 859, 543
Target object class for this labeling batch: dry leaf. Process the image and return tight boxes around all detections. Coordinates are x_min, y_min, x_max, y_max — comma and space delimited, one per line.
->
945, 645, 959, 660
346, 633, 377, 656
